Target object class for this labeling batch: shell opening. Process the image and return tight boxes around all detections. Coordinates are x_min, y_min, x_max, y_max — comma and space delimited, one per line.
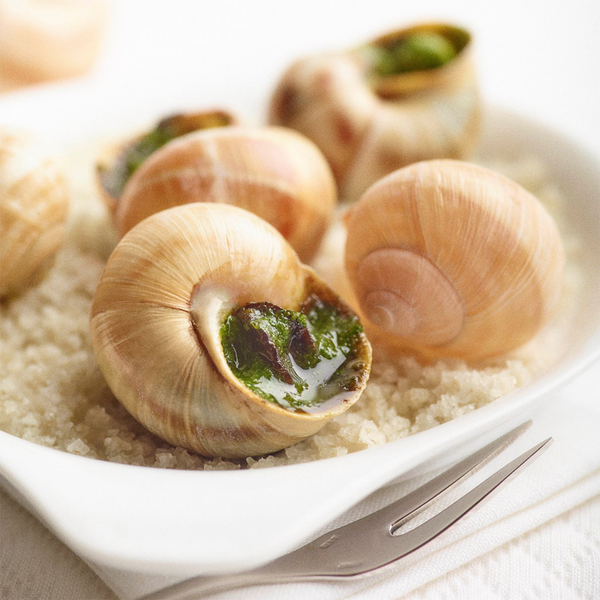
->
99, 110, 235, 200
361, 24, 472, 99
355, 247, 465, 346
194, 290, 369, 414
366, 33, 456, 79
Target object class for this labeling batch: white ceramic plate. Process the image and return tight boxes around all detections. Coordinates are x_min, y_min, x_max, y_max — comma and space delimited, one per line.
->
0, 81, 599, 577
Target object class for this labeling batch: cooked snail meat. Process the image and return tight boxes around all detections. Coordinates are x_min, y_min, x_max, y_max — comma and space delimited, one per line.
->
221, 296, 366, 411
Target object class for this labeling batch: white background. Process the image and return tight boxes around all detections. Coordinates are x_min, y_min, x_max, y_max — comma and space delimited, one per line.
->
93, 0, 600, 157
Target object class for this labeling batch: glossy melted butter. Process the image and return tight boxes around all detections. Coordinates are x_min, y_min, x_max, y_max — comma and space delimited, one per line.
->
220, 296, 365, 412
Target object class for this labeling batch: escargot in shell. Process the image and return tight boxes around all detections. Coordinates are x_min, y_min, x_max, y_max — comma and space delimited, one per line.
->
269, 22, 480, 203
100, 123, 337, 263
0, 128, 69, 298
344, 160, 565, 361
90, 203, 371, 458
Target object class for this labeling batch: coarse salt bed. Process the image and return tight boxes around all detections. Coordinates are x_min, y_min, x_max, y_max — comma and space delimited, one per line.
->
0, 144, 580, 470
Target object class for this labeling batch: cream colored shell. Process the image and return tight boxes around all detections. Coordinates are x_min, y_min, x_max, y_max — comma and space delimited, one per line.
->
114, 126, 337, 264
0, 0, 107, 85
0, 128, 69, 298
345, 160, 565, 361
269, 23, 480, 203
90, 203, 371, 458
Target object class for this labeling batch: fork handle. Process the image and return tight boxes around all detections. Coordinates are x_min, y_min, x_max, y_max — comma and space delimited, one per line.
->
139, 567, 325, 600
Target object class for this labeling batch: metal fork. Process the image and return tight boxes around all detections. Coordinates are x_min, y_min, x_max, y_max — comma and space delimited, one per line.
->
142, 424, 551, 600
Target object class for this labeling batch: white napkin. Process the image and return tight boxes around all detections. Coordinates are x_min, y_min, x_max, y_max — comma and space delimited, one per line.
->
82, 358, 600, 600
1, 360, 598, 600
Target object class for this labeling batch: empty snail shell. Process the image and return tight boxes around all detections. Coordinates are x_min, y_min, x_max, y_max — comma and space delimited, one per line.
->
269, 22, 480, 203
96, 109, 238, 217
113, 126, 337, 263
345, 160, 565, 361
0, 128, 69, 298
90, 203, 371, 458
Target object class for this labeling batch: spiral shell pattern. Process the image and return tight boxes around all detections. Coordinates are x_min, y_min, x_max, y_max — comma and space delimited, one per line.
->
0, 128, 69, 298
91, 203, 371, 458
345, 160, 565, 360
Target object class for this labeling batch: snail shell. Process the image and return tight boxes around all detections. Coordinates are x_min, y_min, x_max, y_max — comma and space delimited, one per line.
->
0, 128, 69, 298
96, 109, 238, 217
345, 160, 565, 361
269, 22, 480, 203
90, 203, 371, 458
0, 0, 107, 86
114, 126, 337, 263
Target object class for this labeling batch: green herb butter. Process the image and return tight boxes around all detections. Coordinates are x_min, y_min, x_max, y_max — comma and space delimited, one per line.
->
370, 32, 457, 77
104, 112, 232, 199
220, 296, 365, 411
124, 124, 178, 178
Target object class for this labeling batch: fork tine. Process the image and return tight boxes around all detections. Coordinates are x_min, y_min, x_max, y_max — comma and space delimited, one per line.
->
297, 436, 553, 578
370, 437, 554, 568
348, 421, 532, 533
